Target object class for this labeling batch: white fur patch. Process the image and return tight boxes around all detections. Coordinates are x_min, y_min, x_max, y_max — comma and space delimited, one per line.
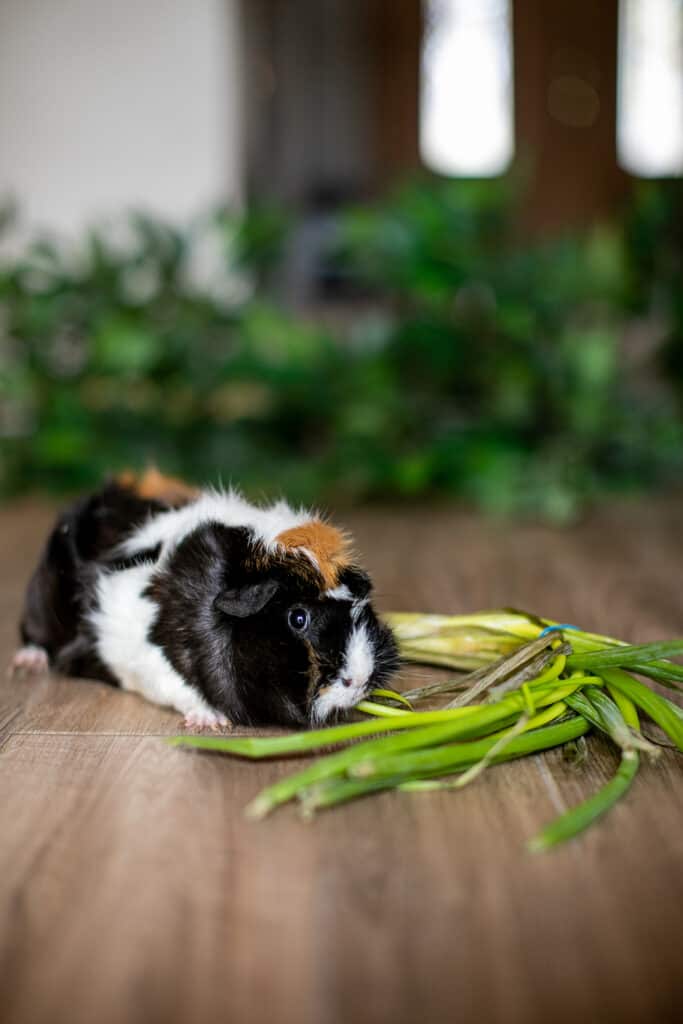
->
343, 623, 375, 684
121, 489, 311, 564
311, 684, 355, 724
311, 623, 376, 723
89, 565, 216, 719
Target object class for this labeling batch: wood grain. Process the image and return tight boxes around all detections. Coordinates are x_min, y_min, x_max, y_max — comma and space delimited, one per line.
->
0, 497, 681, 1024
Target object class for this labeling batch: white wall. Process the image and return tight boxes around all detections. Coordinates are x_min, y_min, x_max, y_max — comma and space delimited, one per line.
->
0, 0, 242, 242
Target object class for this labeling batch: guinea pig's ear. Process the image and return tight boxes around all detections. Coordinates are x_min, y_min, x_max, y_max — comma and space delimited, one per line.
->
337, 566, 373, 599
215, 579, 279, 618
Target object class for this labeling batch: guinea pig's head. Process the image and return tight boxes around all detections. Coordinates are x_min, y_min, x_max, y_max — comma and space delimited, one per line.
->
214, 522, 399, 728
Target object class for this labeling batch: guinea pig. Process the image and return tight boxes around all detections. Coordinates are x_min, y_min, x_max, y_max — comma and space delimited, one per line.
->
12, 470, 399, 729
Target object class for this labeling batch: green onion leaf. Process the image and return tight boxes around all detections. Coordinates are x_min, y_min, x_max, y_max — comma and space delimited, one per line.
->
349, 715, 589, 782
628, 661, 683, 691
528, 750, 639, 853
566, 640, 683, 670
368, 687, 414, 709
599, 668, 683, 751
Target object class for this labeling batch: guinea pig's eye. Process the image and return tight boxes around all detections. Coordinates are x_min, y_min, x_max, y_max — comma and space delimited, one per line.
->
287, 607, 310, 632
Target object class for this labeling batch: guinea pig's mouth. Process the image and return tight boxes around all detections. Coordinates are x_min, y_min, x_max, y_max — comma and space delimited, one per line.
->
309, 677, 371, 725
307, 617, 400, 725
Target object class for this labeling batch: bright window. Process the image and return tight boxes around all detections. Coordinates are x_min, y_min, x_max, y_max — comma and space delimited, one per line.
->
420, 0, 514, 177
618, 0, 683, 176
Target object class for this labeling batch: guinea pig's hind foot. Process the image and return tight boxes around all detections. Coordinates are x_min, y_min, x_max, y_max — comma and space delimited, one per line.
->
182, 708, 231, 733
8, 644, 49, 678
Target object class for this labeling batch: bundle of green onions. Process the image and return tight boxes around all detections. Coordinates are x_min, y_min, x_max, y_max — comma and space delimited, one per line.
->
170, 610, 683, 850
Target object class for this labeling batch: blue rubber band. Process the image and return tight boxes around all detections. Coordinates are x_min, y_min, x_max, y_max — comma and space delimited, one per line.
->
538, 623, 581, 637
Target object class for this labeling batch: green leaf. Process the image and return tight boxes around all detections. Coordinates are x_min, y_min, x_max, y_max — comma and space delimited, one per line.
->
349, 715, 589, 782
167, 703, 493, 760
629, 661, 683, 691
566, 687, 657, 754
242, 705, 526, 818
599, 669, 683, 751
303, 717, 591, 816
528, 750, 639, 853
355, 700, 410, 718
93, 317, 162, 376
566, 640, 683, 670
368, 687, 414, 710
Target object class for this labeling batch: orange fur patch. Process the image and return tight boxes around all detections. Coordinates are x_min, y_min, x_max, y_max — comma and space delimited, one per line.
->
275, 521, 352, 588
117, 468, 199, 508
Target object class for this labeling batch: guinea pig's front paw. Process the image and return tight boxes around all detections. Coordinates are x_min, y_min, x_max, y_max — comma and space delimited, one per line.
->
8, 644, 49, 678
182, 708, 231, 733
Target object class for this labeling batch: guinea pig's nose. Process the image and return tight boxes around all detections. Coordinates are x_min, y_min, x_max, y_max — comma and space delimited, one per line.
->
341, 676, 353, 688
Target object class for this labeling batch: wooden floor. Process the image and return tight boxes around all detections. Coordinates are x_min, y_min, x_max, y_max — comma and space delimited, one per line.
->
0, 498, 681, 1024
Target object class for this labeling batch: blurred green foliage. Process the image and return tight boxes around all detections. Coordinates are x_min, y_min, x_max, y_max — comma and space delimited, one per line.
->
1, 178, 682, 519
624, 179, 683, 404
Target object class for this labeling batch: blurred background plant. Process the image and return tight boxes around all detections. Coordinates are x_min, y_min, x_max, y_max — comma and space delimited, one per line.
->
625, 179, 683, 408
1, 175, 682, 521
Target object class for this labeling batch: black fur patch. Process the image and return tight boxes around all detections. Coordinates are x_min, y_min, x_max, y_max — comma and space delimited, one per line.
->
337, 565, 373, 598
19, 481, 166, 681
